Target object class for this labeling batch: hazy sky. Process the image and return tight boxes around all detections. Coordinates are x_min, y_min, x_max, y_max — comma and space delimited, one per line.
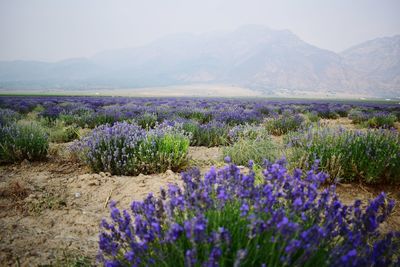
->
0, 0, 399, 62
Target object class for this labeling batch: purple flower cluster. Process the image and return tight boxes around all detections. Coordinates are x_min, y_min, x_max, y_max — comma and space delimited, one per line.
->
74, 122, 146, 175
0, 122, 49, 162
74, 121, 190, 175
265, 112, 304, 136
0, 108, 20, 126
98, 160, 399, 266
286, 126, 400, 183
348, 108, 397, 128
1, 96, 398, 130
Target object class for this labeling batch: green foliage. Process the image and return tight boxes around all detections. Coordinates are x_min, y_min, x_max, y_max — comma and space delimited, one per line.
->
0, 108, 21, 125
304, 111, 320, 123
39, 118, 80, 143
223, 135, 278, 166
228, 124, 268, 143
177, 110, 213, 123
286, 127, 400, 184
317, 110, 339, 119
60, 112, 116, 129
136, 113, 158, 129
348, 108, 367, 124
76, 122, 190, 175
182, 121, 229, 147
0, 122, 49, 163
348, 109, 397, 129
135, 132, 190, 174
366, 114, 397, 129
264, 113, 304, 136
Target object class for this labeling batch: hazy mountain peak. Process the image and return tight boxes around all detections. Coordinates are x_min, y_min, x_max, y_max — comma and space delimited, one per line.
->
341, 35, 400, 89
0, 25, 399, 97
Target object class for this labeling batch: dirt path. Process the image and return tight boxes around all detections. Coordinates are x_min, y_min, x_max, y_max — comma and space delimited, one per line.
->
0, 145, 222, 266
0, 144, 399, 266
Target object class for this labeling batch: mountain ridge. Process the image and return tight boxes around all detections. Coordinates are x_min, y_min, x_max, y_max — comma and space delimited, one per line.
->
0, 25, 399, 97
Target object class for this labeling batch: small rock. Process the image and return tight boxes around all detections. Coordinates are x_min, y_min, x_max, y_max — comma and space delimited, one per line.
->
21, 159, 30, 166
74, 192, 81, 198
28, 193, 37, 199
99, 172, 106, 177
78, 174, 92, 181
93, 174, 101, 180
88, 180, 100, 186
165, 169, 174, 176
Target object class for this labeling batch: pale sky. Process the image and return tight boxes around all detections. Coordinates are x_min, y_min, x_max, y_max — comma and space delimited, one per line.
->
0, 0, 399, 62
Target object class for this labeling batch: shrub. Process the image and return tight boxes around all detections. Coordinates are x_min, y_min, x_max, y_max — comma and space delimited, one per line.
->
0, 108, 20, 126
228, 124, 267, 143
348, 108, 369, 124
315, 106, 340, 119
98, 160, 399, 266
39, 105, 64, 121
182, 120, 229, 147
177, 110, 213, 124
59, 109, 94, 128
366, 112, 397, 129
134, 128, 190, 174
286, 127, 400, 184
0, 123, 48, 163
136, 113, 158, 129
223, 136, 278, 166
348, 109, 396, 129
75, 122, 189, 175
47, 121, 80, 143
264, 113, 303, 136
304, 111, 320, 123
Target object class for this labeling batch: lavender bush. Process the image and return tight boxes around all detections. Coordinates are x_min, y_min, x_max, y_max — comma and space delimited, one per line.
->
0, 108, 20, 125
75, 122, 189, 175
366, 112, 397, 129
46, 120, 80, 143
136, 112, 158, 129
98, 159, 399, 266
223, 136, 278, 167
2, 96, 398, 130
348, 109, 397, 129
182, 120, 230, 147
348, 108, 370, 124
264, 113, 304, 136
225, 125, 278, 166
228, 124, 267, 143
0, 122, 48, 163
286, 127, 400, 184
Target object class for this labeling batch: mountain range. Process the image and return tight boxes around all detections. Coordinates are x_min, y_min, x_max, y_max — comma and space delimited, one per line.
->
0, 25, 399, 97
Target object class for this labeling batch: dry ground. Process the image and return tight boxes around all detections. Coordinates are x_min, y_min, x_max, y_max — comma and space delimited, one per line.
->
0, 141, 399, 266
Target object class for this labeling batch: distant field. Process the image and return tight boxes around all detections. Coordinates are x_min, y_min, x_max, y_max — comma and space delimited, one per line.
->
2, 83, 399, 100
0, 84, 261, 97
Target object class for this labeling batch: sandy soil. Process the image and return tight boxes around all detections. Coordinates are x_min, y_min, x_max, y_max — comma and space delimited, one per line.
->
0, 143, 399, 266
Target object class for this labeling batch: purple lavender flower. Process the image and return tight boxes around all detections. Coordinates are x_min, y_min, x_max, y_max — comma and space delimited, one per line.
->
98, 160, 399, 266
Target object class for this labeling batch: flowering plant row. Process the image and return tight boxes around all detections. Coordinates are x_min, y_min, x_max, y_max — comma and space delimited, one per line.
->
0, 122, 48, 163
286, 127, 400, 184
1, 96, 398, 129
98, 159, 399, 266
74, 122, 190, 175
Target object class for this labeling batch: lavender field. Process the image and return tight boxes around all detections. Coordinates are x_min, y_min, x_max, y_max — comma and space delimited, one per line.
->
0, 95, 399, 266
